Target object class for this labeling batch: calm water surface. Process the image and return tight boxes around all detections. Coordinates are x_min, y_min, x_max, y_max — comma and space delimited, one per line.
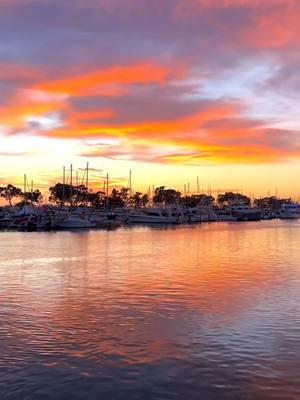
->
0, 221, 300, 399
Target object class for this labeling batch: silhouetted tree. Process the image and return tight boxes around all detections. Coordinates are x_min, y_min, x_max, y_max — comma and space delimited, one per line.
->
85, 191, 105, 208
182, 194, 215, 207
218, 192, 250, 206
49, 183, 106, 207
133, 192, 142, 207
108, 189, 125, 208
140, 193, 149, 207
23, 189, 43, 204
49, 183, 70, 205
120, 187, 130, 203
0, 184, 23, 206
153, 187, 181, 205
254, 196, 290, 211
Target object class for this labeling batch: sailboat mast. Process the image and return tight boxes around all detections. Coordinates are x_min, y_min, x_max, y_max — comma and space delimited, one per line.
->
62, 166, 65, 203
129, 170, 132, 198
70, 164, 73, 186
86, 162, 89, 191
106, 173, 109, 212
23, 174, 27, 193
106, 173, 109, 197
70, 164, 73, 205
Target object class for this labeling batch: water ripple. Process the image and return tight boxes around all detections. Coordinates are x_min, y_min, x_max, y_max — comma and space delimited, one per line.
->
0, 221, 300, 399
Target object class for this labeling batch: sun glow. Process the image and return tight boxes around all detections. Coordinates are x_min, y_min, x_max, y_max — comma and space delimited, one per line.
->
0, 0, 300, 198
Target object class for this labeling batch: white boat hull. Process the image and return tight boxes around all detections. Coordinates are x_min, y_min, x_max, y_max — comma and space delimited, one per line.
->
279, 213, 298, 220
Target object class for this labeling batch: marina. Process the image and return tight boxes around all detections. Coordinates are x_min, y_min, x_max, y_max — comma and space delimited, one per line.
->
1, 1, 300, 398
1, 178, 299, 231
0, 200, 298, 231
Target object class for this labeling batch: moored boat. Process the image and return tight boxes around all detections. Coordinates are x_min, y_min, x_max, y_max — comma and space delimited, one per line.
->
125, 207, 182, 224
227, 205, 261, 221
217, 210, 237, 221
54, 216, 97, 229
279, 203, 299, 220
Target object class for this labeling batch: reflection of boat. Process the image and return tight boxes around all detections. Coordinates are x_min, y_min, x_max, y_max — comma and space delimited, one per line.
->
96, 220, 121, 229
126, 208, 182, 224
279, 203, 299, 220
54, 217, 97, 229
227, 206, 261, 221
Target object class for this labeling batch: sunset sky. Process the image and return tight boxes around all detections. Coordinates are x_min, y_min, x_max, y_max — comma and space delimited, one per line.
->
0, 0, 300, 198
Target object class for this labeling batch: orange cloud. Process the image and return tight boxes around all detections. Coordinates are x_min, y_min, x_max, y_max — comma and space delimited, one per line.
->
37, 62, 176, 96
0, 101, 62, 127
0, 61, 184, 133
45, 103, 237, 140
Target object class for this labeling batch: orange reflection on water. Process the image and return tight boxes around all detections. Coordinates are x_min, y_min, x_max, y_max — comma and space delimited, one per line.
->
0, 222, 300, 398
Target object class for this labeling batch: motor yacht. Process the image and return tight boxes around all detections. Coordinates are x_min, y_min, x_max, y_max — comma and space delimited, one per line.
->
125, 208, 182, 224
227, 205, 261, 221
279, 203, 299, 220
217, 210, 237, 221
54, 216, 97, 229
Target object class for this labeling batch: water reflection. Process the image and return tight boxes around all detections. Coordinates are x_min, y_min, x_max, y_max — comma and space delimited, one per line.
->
0, 221, 300, 399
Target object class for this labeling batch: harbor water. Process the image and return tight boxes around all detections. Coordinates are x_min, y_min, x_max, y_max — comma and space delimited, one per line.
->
0, 220, 300, 399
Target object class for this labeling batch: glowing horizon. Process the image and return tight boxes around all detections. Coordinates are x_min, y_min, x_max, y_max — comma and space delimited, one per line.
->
1, 0, 300, 198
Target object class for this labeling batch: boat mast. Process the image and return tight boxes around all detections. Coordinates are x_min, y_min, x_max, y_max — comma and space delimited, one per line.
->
23, 174, 27, 193
129, 170, 132, 199
86, 162, 89, 191
70, 164, 73, 206
106, 173, 109, 212
70, 164, 73, 186
62, 166, 65, 205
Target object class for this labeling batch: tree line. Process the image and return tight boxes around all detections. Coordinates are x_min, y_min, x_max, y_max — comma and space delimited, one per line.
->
0, 183, 293, 211
0, 184, 42, 206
